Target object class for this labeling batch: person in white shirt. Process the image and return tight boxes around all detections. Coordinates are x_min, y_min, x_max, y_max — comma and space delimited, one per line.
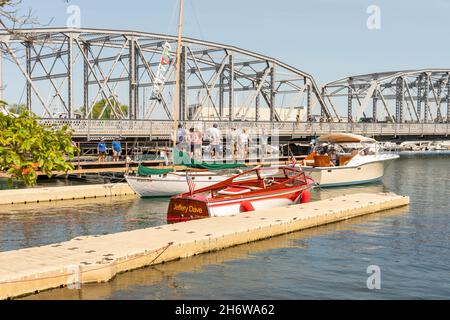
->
229, 127, 239, 161
206, 123, 222, 159
186, 127, 203, 160
238, 128, 251, 159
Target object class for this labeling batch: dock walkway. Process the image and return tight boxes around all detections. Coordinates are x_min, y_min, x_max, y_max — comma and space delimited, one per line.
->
0, 192, 409, 299
0, 183, 136, 206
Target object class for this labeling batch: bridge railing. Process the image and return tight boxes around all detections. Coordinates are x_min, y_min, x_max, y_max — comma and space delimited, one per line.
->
39, 119, 449, 138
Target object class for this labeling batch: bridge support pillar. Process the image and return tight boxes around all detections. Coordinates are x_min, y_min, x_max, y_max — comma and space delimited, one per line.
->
219, 69, 224, 119
68, 35, 74, 118
229, 54, 234, 121
83, 44, 89, 118
423, 75, 429, 123
395, 77, 404, 123
347, 86, 353, 122
372, 91, 378, 122
179, 45, 187, 121
129, 37, 138, 119
255, 91, 260, 121
270, 65, 275, 122
306, 81, 311, 121
26, 42, 31, 113
447, 75, 450, 123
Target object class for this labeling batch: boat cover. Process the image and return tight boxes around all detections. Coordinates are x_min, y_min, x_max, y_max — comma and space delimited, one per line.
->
173, 148, 247, 170
137, 164, 173, 176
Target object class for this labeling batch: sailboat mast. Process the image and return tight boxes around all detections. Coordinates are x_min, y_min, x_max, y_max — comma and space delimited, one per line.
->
173, 0, 184, 148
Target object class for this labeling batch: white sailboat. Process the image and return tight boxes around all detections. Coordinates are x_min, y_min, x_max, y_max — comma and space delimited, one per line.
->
300, 133, 399, 187
126, 170, 229, 197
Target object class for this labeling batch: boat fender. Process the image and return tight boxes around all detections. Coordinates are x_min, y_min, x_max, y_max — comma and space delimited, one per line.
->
240, 201, 255, 212
300, 189, 311, 203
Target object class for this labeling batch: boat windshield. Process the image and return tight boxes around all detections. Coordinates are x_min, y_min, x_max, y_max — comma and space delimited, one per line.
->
314, 141, 380, 155
185, 166, 310, 198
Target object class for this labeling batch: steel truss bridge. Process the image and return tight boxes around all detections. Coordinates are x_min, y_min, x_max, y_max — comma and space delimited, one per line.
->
0, 28, 448, 139
322, 69, 450, 124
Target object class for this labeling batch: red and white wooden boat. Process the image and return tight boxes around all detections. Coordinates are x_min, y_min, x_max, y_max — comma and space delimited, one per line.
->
167, 166, 316, 223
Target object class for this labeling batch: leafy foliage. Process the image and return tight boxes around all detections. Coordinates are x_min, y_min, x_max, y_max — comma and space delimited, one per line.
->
7, 103, 27, 114
0, 110, 78, 186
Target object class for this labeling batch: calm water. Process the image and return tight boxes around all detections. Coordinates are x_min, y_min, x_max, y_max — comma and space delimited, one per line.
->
0, 157, 449, 299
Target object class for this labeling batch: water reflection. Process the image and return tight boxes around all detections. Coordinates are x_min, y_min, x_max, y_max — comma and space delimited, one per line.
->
0, 196, 169, 252
311, 182, 386, 201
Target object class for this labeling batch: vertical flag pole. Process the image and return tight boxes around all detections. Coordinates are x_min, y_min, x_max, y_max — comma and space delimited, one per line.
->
173, 0, 184, 149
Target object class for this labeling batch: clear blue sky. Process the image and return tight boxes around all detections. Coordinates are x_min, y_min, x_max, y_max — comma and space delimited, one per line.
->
4, 0, 450, 105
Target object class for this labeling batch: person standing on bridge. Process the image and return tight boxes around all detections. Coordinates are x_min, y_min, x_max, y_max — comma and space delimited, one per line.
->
192, 127, 203, 160
238, 128, 251, 159
112, 137, 122, 162
176, 124, 187, 152
97, 138, 107, 162
206, 123, 222, 160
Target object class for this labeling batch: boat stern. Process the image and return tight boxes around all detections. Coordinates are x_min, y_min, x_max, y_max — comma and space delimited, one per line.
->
167, 196, 209, 223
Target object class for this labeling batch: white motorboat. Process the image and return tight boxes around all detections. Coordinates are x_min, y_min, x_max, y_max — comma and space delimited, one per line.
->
301, 133, 399, 187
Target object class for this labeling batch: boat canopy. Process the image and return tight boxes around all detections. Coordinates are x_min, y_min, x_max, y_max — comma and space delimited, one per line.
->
137, 164, 173, 175
173, 148, 247, 170
317, 133, 376, 144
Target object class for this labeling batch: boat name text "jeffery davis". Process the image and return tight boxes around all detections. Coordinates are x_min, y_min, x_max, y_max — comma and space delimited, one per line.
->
173, 203, 203, 214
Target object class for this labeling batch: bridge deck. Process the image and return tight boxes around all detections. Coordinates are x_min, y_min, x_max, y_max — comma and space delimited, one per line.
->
39, 119, 450, 139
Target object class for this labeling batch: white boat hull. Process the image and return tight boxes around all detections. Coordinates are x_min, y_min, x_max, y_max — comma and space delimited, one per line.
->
125, 173, 227, 197
209, 194, 297, 217
302, 155, 398, 187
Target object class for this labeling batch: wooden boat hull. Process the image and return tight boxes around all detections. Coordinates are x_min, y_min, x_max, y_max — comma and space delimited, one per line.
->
167, 185, 311, 222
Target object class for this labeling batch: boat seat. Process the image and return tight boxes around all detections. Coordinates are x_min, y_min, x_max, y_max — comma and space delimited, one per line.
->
218, 186, 252, 195
339, 155, 353, 166
313, 155, 332, 167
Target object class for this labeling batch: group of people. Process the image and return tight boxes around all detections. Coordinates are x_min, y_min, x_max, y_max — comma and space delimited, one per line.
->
176, 124, 261, 160
97, 137, 122, 162
95, 125, 268, 163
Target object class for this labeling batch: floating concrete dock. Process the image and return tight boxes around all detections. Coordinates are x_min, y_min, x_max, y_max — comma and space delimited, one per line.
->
0, 183, 136, 206
0, 192, 409, 299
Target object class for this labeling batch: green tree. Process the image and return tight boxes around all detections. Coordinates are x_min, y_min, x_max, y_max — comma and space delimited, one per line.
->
78, 98, 129, 119
0, 109, 78, 186
7, 103, 27, 114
